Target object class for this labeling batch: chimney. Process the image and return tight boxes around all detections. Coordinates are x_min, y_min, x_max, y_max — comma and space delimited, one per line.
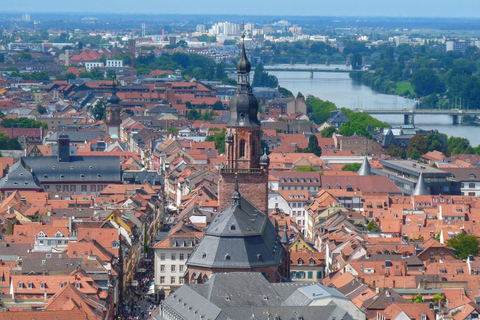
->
44, 290, 47, 302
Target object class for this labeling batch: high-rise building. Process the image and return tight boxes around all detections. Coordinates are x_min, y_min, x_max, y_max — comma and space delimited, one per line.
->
196, 24, 206, 33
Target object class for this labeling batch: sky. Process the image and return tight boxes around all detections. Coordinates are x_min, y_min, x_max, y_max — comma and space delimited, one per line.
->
3, 0, 480, 17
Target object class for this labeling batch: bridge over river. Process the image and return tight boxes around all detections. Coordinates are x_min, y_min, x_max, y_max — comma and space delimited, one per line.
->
355, 108, 480, 124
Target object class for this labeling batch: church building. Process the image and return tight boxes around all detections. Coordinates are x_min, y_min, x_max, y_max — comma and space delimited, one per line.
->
185, 38, 289, 284
218, 36, 269, 213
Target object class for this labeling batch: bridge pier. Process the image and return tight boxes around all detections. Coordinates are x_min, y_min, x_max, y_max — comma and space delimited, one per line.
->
453, 114, 463, 124
404, 114, 414, 125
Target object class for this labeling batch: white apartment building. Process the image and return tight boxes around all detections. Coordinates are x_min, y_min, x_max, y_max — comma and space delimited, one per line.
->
106, 59, 123, 68
153, 231, 198, 298
85, 62, 104, 71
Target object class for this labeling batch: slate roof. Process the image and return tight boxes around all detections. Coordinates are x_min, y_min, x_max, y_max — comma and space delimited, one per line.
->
0, 160, 41, 190
187, 192, 283, 269
46, 130, 105, 143
23, 156, 121, 183
161, 272, 360, 320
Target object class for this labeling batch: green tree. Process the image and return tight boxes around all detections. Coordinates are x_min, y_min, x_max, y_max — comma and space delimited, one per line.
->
342, 163, 361, 172
407, 134, 428, 157
36, 105, 47, 115
433, 294, 444, 305
351, 53, 363, 70
447, 232, 480, 259
279, 87, 293, 98
296, 92, 305, 99
307, 134, 322, 157
321, 126, 337, 138
412, 68, 445, 97
386, 144, 406, 159
205, 128, 226, 154
367, 220, 381, 233
215, 62, 226, 80
411, 294, 424, 303
93, 100, 106, 120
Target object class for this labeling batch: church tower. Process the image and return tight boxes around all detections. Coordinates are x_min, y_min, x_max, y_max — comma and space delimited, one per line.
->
218, 37, 269, 213
105, 79, 121, 137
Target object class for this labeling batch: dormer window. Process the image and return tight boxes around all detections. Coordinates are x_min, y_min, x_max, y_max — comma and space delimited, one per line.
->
27, 283, 32, 289
297, 258, 303, 266
325, 183, 330, 189
18, 283, 23, 289
38, 231, 46, 238
336, 183, 341, 189
112, 241, 119, 248
470, 174, 476, 179
230, 225, 236, 231
40, 283, 45, 289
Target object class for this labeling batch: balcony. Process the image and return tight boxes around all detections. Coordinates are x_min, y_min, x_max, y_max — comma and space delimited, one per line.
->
220, 167, 263, 174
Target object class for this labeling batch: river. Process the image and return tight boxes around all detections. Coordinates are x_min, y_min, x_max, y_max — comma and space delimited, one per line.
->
268, 64, 480, 147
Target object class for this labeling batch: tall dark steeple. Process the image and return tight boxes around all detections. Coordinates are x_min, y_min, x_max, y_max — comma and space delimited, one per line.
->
226, 35, 260, 128
106, 77, 121, 137
219, 34, 269, 213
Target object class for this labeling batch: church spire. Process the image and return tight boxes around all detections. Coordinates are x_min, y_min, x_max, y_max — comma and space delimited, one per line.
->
232, 173, 241, 206
226, 36, 260, 128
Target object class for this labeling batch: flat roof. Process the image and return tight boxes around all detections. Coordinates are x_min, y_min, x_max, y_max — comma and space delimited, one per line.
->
380, 160, 450, 177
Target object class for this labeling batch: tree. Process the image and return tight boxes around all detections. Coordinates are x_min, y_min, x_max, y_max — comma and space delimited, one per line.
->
411, 294, 424, 303
307, 134, 322, 157
296, 92, 305, 100
367, 220, 381, 233
342, 163, 361, 172
321, 126, 336, 138
215, 62, 226, 80
447, 232, 480, 259
351, 53, 363, 70
93, 100, 106, 120
36, 105, 47, 115
212, 101, 224, 110
407, 134, 428, 157
412, 68, 445, 97
205, 128, 226, 154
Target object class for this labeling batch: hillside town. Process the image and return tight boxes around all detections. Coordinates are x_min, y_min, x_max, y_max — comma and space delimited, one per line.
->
2, 12, 480, 320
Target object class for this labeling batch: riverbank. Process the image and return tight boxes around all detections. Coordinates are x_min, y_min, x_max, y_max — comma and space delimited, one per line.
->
269, 68, 480, 146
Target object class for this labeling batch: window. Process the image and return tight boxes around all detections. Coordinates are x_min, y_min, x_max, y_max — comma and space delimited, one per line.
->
70, 185, 76, 192
317, 271, 322, 279
160, 253, 165, 261
179, 265, 184, 272
171, 277, 176, 284
469, 183, 476, 188
60, 283, 65, 288
90, 185, 96, 192
75, 283, 81, 289
308, 272, 313, 279
40, 283, 45, 289
63, 185, 68, 192
239, 140, 246, 158
179, 277, 184, 284
179, 253, 184, 260
171, 254, 176, 260
160, 276, 165, 284
171, 265, 176, 272
18, 283, 23, 289
160, 265, 165, 272
430, 251, 435, 258
81, 185, 87, 192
